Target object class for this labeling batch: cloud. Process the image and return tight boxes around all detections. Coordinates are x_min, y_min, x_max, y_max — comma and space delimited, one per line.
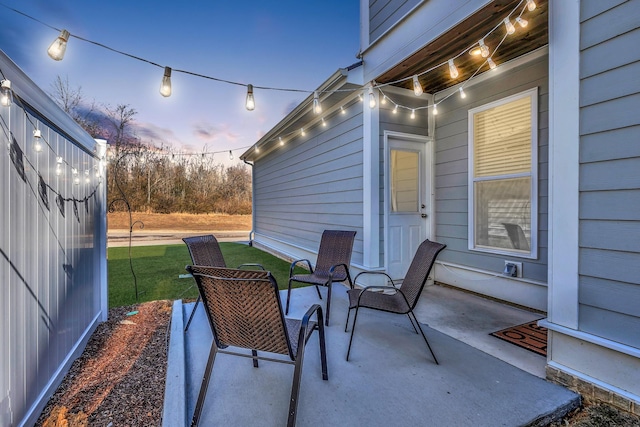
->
135, 121, 182, 145
192, 122, 239, 143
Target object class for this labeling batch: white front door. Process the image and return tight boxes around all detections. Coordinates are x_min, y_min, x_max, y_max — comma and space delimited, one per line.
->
385, 135, 431, 280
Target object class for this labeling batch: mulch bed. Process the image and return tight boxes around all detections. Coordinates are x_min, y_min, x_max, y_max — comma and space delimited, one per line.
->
35, 300, 172, 427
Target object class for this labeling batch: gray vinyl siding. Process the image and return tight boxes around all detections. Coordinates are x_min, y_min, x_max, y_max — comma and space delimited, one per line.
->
433, 54, 549, 283
577, 1, 640, 348
369, 0, 421, 44
252, 105, 364, 265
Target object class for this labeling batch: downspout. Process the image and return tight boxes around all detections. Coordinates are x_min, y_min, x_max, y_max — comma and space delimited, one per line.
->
243, 158, 255, 246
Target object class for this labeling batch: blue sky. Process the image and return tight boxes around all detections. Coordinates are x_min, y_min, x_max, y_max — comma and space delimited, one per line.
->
0, 0, 360, 162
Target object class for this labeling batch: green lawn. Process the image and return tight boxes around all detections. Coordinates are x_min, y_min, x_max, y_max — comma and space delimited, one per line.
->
107, 242, 308, 308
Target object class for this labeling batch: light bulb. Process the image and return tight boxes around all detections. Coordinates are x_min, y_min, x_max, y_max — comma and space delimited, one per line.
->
410, 109, 415, 119
0, 80, 13, 107
72, 168, 79, 185
487, 57, 497, 70
301, 128, 306, 136
393, 105, 398, 114
412, 75, 423, 96
516, 17, 528, 28
33, 129, 43, 152
358, 93, 363, 102
55, 157, 63, 176
368, 87, 376, 109
279, 137, 284, 146
433, 104, 438, 115
255, 146, 260, 153
245, 84, 255, 111
229, 150, 234, 160
448, 59, 459, 79
322, 117, 327, 127
313, 91, 321, 114
47, 29, 70, 61
504, 18, 516, 35
160, 67, 172, 97
526, 0, 536, 11
84, 170, 90, 183
459, 87, 467, 99
479, 39, 490, 58
381, 94, 387, 105
340, 106, 346, 115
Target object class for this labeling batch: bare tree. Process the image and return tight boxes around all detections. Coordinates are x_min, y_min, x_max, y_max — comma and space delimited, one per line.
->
49, 75, 101, 136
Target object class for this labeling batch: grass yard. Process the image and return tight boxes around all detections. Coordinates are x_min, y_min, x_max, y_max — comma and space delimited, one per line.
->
107, 242, 308, 308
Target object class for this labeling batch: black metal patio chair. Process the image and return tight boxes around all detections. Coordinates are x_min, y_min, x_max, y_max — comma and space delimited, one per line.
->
345, 239, 446, 363
186, 265, 328, 427
285, 230, 356, 326
182, 234, 263, 331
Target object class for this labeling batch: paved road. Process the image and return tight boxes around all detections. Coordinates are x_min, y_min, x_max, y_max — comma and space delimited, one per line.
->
107, 230, 251, 247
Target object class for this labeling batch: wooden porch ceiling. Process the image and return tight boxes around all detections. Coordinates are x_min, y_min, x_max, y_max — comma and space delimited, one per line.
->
375, 0, 548, 94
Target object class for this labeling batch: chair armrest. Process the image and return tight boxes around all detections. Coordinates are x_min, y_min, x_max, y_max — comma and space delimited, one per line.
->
237, 263, 266, 270
290, 259, 313, 277
298, 304, 324, 346
353, 271, 398, 288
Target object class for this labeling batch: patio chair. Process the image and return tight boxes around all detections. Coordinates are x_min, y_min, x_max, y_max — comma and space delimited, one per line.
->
502, 222, 530, 251
285, 230, 356, 326
345, 239, 446, 363
182, 234, 263, 331
186, 265, 328, 427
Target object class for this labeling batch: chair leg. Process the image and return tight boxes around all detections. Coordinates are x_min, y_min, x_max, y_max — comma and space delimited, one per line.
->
344, 308, 352, 332
316, 310, 328, 380
191, 342, 218, 426
184, 295, 201, 332
346, 306, 361, 361
285, 279, 294, 315
410, 311, 439, 365
314, 285, 323, 299
406, 313, 420, 334
325, 283, 332, 326
288, 345, 306, 427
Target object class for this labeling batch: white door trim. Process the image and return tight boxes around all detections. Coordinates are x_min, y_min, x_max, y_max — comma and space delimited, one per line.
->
383, 131, 435, 277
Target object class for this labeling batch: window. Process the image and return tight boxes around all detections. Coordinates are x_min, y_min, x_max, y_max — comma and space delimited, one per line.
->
468, 89, 537, 258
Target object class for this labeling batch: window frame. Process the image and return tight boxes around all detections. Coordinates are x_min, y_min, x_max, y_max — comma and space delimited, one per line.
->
467, 88, 538, 259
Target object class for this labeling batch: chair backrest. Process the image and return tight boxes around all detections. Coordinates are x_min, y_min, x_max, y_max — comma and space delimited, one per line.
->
400, 239, 446, 310
314, 230, 356, 279
502, 223, 530, 251
187, 266, 294, 359
183, 235, 226, 267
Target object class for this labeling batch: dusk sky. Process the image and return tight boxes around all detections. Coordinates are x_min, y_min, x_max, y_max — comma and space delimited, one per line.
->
0, 0, 360, 164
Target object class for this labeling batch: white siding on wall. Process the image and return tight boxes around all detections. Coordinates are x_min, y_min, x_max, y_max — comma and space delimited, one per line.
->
369, 0, 421, 43
0, 52, 106, 426
578, 0, 640, 346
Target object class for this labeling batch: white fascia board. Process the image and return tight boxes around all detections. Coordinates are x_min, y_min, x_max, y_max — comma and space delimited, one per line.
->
361, 0, 492, 83
241, 67, 358, 161
0, 50, 96, 154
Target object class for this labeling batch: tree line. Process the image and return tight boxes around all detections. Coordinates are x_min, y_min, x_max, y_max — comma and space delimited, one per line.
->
51, 76, 252, 215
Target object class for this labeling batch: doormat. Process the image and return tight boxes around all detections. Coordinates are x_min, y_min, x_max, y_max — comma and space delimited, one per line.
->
490, 320, 547, 356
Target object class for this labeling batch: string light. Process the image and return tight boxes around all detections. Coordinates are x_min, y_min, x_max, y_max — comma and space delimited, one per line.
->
381, 94, 387, 105
228, 150, 234, 160
516, 17, 528, 28
279, 137, 284, 146
487, 57, 497, 70
410, 109, 415, 119
459, 87, 467, 99
300, 128, 306, 136
412, 75, 423, 96
55, 157, 63, 176
245, 84, 255, 111
160, 67, 172, 97
321, 117, 327, 127
47, 29, 70, 61
1, 80, 13, 106
393, 105, 398, 114
433, 104, 438, 115
526, 0, 536, 11
84, 169, 91, 183
368, 87, 376, 109
479, 39, 490, 58
358, 93, 363, 102
33, 129, 42, 152
255, 146, 260, 153
72, 168, 80, 185
340, 106, 346, 115
448, 59, 459, 79
503, 18, 516, 35
313, 91, 321, 114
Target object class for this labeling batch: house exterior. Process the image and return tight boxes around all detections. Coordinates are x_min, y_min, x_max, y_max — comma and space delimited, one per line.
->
242, 0, 640, 413
0, 50, 108, 426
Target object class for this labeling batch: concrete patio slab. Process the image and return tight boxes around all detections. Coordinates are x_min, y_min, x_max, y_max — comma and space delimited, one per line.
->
164, 284, 579, 427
